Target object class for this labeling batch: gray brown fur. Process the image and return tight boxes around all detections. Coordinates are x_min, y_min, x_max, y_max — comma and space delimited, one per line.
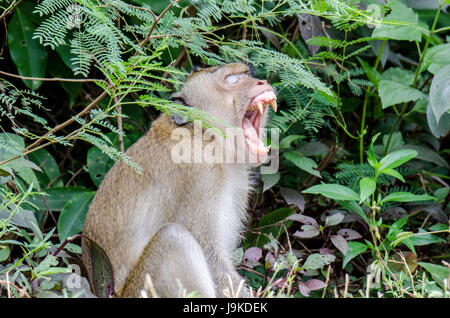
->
82, 63, 274, 297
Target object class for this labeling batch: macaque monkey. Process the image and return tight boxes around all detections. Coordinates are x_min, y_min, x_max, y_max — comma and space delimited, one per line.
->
82, 63, 277, 297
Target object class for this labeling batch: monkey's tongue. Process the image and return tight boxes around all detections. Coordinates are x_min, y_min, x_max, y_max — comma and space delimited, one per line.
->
242, 117, 269, 154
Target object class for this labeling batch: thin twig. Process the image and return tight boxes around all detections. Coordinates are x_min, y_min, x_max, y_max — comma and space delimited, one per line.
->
0, 70, 106, 84
138, 0, 180, 50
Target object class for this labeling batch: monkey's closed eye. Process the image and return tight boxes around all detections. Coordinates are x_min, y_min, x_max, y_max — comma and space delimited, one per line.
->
225, 73, 245, 84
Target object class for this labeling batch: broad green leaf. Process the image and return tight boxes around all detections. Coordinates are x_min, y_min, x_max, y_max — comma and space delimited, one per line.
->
418, 262, 450, 290
420, 43, 450, 74
342, 242, 368, 269
337, 200, 370, 224
262, 172, 280, 193
27, 187, 93, 211
0, 133, 40, 188
302, 253, 336, 271
0, 207, 39, 230
429, 65, 450, 124
359, 177, 376, 202
382, 132, 404, 154
7, 9, 48, 90
324, 211, 345, 227
371, 1, 424, 42
381, 168, 405, 183
378, 80, 426, 109
303, 184, 359, 201
406, 229, 446, 246
284, 152, 321, 178
397, 145, 448, 168
28, 148, 62, 187
380, 68, 415, 86
250, 208, 296, 248
427, 102, 450, 138
0, 245, 10, 262
279, 135, 304, 149
378, 149, 417, 171
298, 142, 329, 157
58, 191, 95, 242
381, 192, 435, 204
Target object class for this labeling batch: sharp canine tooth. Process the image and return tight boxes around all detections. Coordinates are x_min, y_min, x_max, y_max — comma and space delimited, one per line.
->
270, 100, 277, 112
257, 102, 264, 115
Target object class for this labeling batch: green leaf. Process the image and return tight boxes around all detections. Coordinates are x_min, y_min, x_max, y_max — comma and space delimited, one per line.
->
284, 152, 321, 178
28, 149, 62, 187
279, 135, 304, 149
406, 229, 446, 246
359, 177, 376, 202
27, 187, 93, 211
358, 57, 380, 88
303, 184, 359, 201
337, 200, 370, 224
428, 64, 450, 124
0, 245, 11, 262
378, 149, 417, 171
367, 133, 381, 168
58, 192, 95, 242
302, 253, 336, 271
250, 208, 296, 248
371, 1, 424, 42
420, 43, 450, 74
262, 172, 280, 193
380, 168, 405, 182
7, 8, 48, 90
380, 68, 415, 86
418, 262, 450, 290
397, 145, 449, 168
342, 242, 368, 269
378, 80, 426, 109
381, 192, 435, 204
427, 102, 450, 138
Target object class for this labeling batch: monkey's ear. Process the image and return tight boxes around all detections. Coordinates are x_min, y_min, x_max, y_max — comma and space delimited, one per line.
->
170, 93, 190, 126
244, 62, 256, 77
190, 65, 203, 73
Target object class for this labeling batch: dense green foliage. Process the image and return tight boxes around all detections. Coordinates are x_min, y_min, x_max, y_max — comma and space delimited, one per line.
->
0, 0, 449, 298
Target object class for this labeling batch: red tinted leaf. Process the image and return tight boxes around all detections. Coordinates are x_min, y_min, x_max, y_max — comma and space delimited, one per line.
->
304, 279, 326, 291
286, 213, 319, 229
293, 225, 320, 238
319, 248, 334, 255
243, 247, 262, 268
280, 187, 306, 212
337, 228, 362, 241
331, 234, 348, 255
298, 282, 311, 297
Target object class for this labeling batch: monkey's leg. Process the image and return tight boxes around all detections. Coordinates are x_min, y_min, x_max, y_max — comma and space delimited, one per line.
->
119, 223, 216, 298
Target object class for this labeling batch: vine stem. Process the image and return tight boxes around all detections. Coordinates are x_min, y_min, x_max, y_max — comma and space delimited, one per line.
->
384, 4, 442, 155
359, 40, 386, 163
137, 0, 180, 51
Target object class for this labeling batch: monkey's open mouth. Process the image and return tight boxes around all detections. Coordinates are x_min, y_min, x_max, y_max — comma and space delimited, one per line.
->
242, 90, 277, 155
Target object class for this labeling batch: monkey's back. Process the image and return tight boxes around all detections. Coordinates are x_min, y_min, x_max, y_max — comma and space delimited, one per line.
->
82, 114, 250, 295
